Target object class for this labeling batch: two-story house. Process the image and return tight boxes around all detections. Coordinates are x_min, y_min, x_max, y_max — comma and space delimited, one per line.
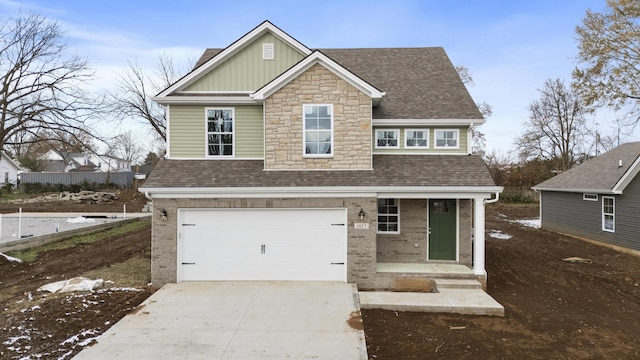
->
140, 21, 502, 290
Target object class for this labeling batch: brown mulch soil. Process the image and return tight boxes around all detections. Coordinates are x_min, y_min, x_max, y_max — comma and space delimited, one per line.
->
363, 203, 640, 359
2, 201, 640, 359
0, 222, 153, 359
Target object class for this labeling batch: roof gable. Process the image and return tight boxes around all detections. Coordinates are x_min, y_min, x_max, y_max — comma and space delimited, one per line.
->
253, 50, 384, 104
157, 20, 310, 97
533, 141, 640, 194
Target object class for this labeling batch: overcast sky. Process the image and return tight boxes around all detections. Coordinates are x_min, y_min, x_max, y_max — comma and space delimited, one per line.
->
1, 0, 634, 158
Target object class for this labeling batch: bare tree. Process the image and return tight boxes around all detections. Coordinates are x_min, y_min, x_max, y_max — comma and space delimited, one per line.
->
111, 54, 191, 142
109, 130, 142, 163
455, 65, 492, 154
574, 0, 640, 124
515, 78, 587, 172
0, 13, 101, 154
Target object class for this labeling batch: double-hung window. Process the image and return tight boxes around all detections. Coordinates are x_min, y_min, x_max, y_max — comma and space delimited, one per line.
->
602, 196, 615, 232
405, 129, 429, 148
303, 104, 333, 157
375, 129, 400, 149
378, 199, 400, 233
206, 108, 234, 157
435, 129, 459, 149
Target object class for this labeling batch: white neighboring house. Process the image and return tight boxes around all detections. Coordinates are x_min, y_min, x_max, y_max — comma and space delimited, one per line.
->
0, 152, 23, 185
38, 150, 131, 173
63, 152, 131, 173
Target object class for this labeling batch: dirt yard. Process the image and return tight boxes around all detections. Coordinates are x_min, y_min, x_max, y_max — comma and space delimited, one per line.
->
363, 203, 640, 359
0, 189, 148, 214
1, 201, 640, 359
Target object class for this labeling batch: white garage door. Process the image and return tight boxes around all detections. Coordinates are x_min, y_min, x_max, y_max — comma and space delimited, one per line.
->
178, 208, 347, 281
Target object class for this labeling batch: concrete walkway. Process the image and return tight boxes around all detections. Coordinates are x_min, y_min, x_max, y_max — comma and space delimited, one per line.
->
73, 282, 367, 359
359, 279, 504, 316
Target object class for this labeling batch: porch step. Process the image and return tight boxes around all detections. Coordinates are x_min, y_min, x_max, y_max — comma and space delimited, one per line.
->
358, 287, 504, 316
434, 279, 483, 290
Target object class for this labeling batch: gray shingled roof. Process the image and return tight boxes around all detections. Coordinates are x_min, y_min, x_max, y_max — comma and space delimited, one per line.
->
191, 47, 482, 120
533, 141, 640, 193
143, 155, 495, 189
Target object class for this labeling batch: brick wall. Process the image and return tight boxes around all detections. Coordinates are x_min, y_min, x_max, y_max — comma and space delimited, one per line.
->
377, 199, 428, 262
150, 197, 378, 288
264, 63, 372, 170
150, 197, 478, 289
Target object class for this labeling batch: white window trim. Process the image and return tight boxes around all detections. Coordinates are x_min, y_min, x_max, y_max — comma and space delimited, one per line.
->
377, 198, 400, 234
375, 129, 400, 149
602, 196, 615, 233
583, 193, 598, 201
434, 129, 460, 149
302, 104, 334, 158
404, 129, 430, 148
205, 107, 235, 158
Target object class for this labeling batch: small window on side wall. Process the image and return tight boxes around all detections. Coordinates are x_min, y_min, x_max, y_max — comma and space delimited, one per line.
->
435, 129, 459, 149
375, 129, 400, 149
377, 199, 400, 233
602, 196, 615, 232
583, 193, 598, 201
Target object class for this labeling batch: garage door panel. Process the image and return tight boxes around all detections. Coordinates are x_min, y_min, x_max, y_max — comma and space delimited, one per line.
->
179, 209, 347, 281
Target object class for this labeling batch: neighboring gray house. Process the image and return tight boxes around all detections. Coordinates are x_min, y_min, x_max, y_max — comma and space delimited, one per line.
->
533, 141, 640, 252
140, 21, 502, 290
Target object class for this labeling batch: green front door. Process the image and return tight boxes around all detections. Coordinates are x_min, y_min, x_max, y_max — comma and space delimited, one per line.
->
428, 199, 457, 260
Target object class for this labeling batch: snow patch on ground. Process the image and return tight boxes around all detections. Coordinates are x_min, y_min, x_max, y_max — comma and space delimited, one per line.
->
65, 216, 96, 224
1, 252, 23, 263
489, 230, 512, 240
512, 218, 541, 228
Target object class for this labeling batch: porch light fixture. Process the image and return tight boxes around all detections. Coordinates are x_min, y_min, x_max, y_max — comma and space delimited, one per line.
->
160, 208, 167, 221
358, 208, 366, 221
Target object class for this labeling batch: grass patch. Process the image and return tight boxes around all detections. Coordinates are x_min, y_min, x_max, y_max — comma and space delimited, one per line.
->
0, 192, 33, 203
7, 218, 150, 263
83, 256, 151, 287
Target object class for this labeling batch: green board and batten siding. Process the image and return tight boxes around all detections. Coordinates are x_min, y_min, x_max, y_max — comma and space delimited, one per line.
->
372, 127, 469, 154
185, 33, 305, 92
169, 105, 263, 159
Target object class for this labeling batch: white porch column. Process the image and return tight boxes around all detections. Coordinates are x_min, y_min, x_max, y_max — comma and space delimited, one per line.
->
473, 198, 486, 276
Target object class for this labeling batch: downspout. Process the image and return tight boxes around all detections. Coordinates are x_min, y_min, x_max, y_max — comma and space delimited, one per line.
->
144, 191, 152, 201
484, 191, 500, 204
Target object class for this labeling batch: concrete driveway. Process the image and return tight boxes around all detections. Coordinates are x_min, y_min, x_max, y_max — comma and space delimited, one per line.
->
73, 282, 367, 359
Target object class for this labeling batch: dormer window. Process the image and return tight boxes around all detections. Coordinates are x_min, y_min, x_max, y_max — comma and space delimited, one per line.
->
263, 43, 274, 60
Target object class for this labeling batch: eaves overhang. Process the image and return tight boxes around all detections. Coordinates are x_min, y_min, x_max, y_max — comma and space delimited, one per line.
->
532, 186, 622, 195
151, 96, 259, 105
141, 185, 503, 199
373, 118, 486, 126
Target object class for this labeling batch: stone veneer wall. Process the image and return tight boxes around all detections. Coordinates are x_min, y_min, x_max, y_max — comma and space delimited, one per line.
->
150, 197, 378, 288
264, 63, 372, 170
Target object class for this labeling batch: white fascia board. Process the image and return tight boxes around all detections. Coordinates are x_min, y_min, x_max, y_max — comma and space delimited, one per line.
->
253, 52, 385, 102
532, 186, 621, 195
373, 118, 486, 126
612, 155, 640, 193
151, 96, 259, 105
140, 185, 503, 199
156, 21, 311, 98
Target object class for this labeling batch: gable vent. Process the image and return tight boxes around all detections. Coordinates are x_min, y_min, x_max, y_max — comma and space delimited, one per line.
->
263, 43, 274, 60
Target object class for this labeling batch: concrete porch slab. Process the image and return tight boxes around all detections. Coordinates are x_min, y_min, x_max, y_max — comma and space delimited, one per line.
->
359, 280, 504, 316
